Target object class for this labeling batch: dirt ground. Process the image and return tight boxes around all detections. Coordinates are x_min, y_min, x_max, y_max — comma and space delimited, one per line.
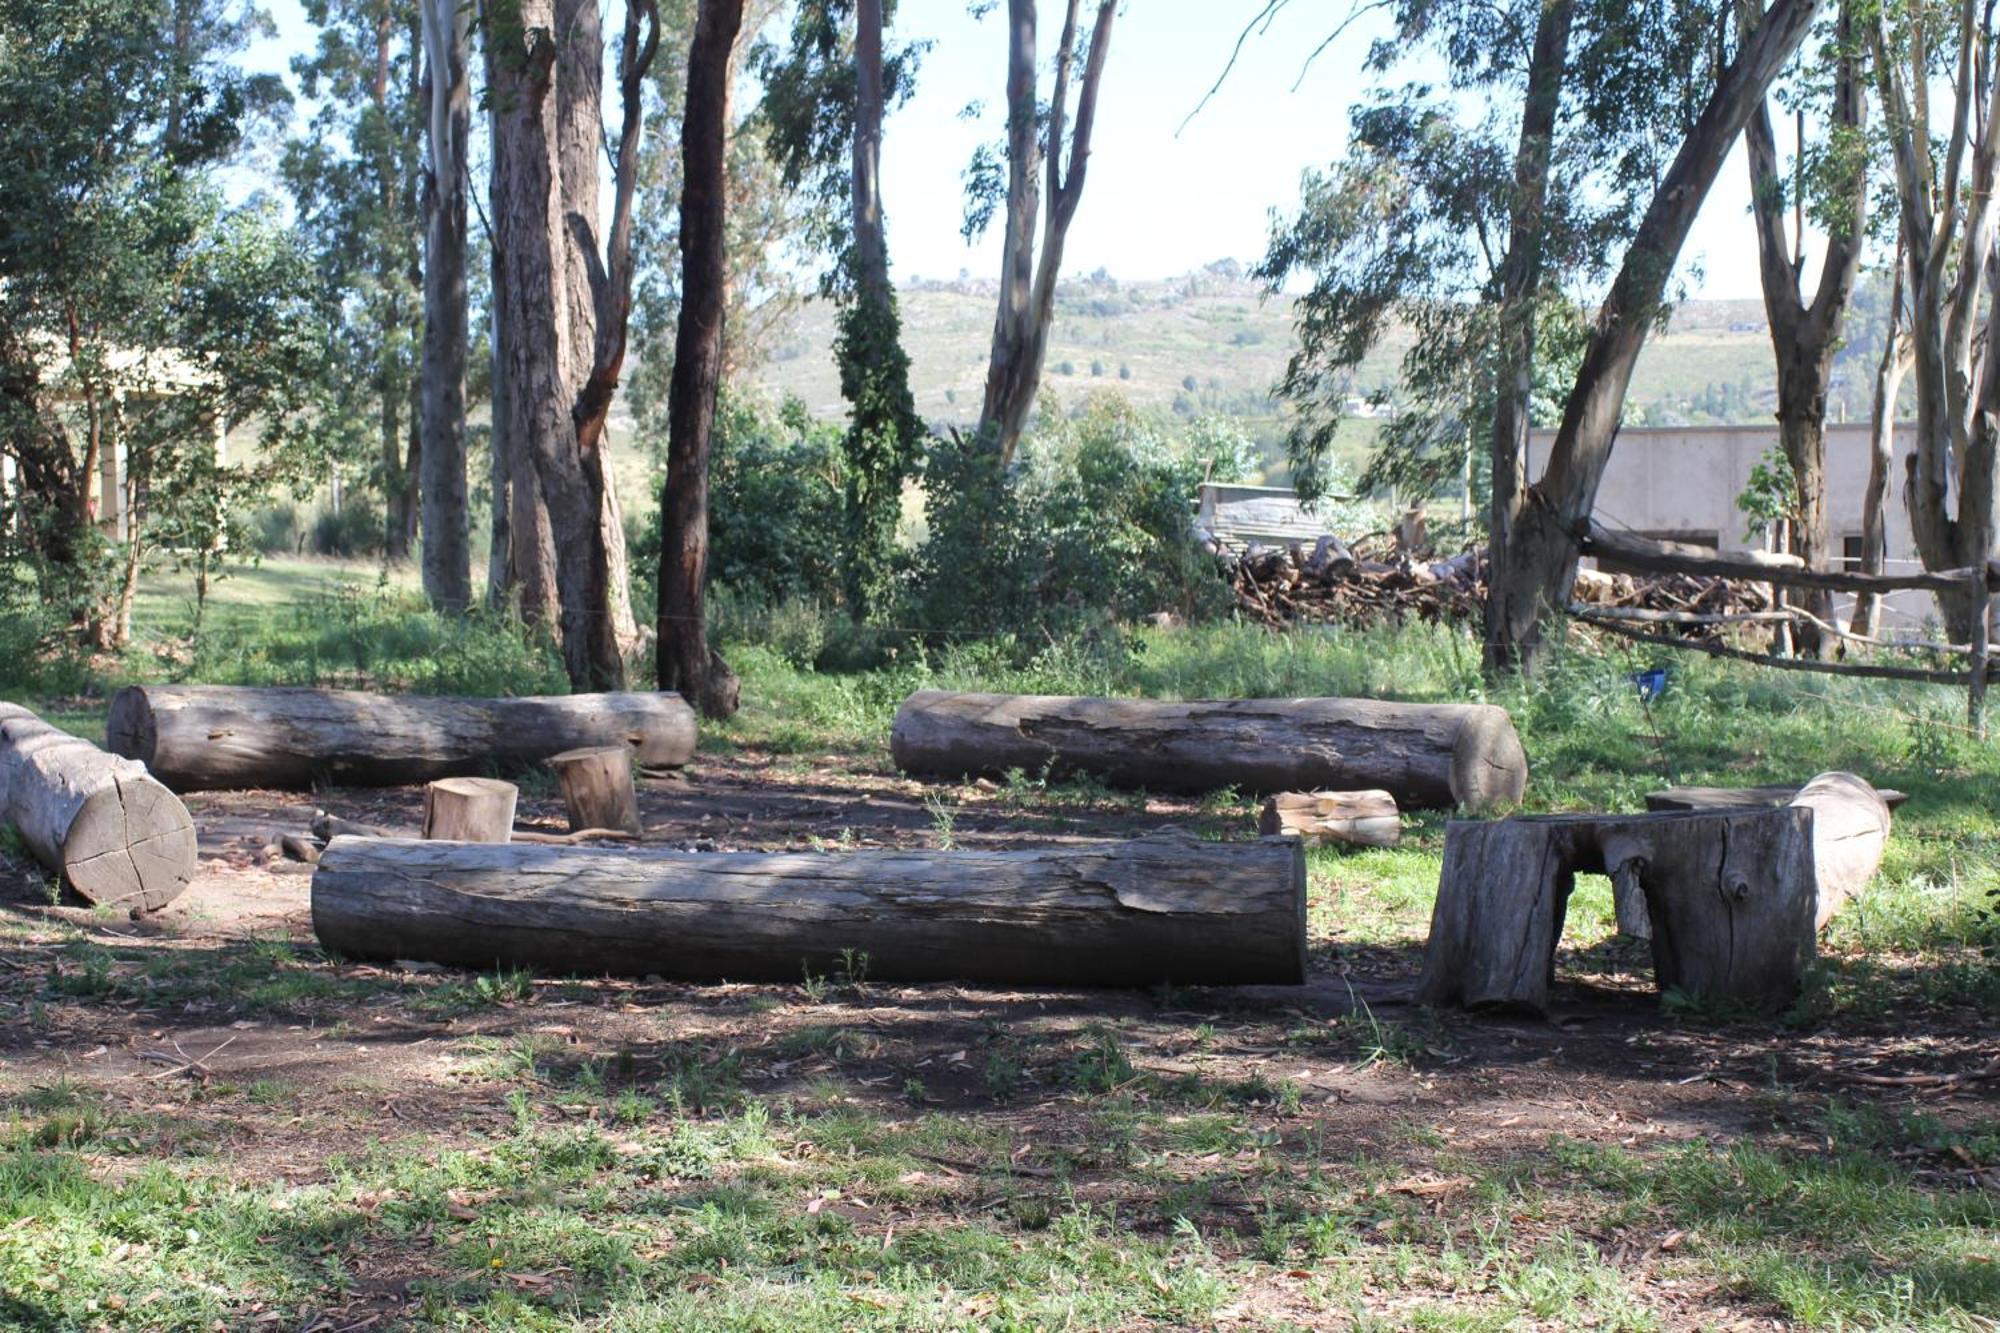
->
2, 751, 1995, 1329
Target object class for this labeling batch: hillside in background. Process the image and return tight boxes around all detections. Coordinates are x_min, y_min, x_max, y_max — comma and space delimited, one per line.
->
747, 262, 1900, 482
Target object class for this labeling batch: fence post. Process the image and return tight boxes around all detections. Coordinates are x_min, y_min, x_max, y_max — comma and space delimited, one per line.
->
1969, 567, 1990, 738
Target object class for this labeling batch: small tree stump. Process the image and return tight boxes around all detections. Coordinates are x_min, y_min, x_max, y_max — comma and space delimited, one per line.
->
421, 778, 518, 843
548, 745, 642, 835
1257, 790, 1400, 847
1419, 807, 1817, 1014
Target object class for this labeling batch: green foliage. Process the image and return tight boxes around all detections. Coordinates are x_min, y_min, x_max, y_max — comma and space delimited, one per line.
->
834, 280, 925, 620
635, 395, 847, 620
0, 0, 327, 636
903, 396, 1249, 648
1736, 444, 1800, 542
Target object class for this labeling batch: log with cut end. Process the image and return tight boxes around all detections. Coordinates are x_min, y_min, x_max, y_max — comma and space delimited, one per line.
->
1631, 771, 1892, 934
548, 745, 641, 835
1419, 807, 1817, 1014
311, 832, 1307, 986
1258, 790, 1401, 847
0, 703, 195, 911
107, 685, 697, 791
421, 778, 518, 842
891, 691, 1527, 812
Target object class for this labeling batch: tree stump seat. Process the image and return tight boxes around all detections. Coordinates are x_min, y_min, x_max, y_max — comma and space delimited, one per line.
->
1420, 772, 1892, 1015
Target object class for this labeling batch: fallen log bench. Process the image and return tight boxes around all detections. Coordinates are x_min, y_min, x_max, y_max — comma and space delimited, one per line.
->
890, 691, 1527, 812
1419, 806, 1824, 1014
1258, 790, 1401, 847
311, 832, 1307, 986
1620, 772, 1892, 938
107, 685, 697, 791
0, 703, 195, 911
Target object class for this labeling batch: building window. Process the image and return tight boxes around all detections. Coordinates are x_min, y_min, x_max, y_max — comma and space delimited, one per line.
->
1841, 534, 1864, 570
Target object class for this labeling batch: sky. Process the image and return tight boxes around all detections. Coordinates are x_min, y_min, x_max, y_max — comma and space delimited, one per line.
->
239, 0, 1791, 302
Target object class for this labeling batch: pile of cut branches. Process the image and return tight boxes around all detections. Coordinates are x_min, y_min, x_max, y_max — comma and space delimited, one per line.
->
1223, 539, 1772, 640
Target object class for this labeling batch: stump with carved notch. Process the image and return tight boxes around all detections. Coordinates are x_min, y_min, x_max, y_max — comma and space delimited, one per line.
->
1418, 806, 1818, 1014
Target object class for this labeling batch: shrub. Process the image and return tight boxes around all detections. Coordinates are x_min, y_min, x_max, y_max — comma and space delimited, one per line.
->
903, 395, 1248, 651
633, 394, 846, 618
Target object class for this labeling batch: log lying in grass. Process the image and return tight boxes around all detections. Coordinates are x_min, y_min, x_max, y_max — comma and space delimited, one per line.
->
1258, 790, 1401, 847
1621, 771, 1893, 938
1419, 807, 1817, 1014
890, 691, 1527, 811
0, 703, 195, 911
311, 832, 1307, 986
107, 685, 697, 791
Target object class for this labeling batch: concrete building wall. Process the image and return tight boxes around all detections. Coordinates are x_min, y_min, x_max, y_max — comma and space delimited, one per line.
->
1527, 423, 1934, 628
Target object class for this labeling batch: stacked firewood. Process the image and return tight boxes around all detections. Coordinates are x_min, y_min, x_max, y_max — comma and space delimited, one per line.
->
1222, 537, 1771, 639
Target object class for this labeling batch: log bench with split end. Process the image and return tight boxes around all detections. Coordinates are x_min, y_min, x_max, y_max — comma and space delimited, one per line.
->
311, 832, 1307, 986
106, 685, 698, 791
1620, 772, 1892, 938
0, 702, 196, 911
890, 691, 1528, 812
1419, 806, 1824, 1014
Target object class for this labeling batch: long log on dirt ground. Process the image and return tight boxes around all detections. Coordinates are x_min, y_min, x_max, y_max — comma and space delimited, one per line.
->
1419, 807, 1818, 1014
311, 832, 1307, 986
106, 686, 697, 791
0, 703, 195, 911
890, 691, 1527, 811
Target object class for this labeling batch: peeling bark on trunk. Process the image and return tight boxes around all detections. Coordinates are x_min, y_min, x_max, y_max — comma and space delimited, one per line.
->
1871, 7, 2000, 641
1483, 0, 1574, 673
491, 0, 623, 691
1854, 247, 1908, 639
1485, 0, 1824, 672
657, 0, 745, 719
976, 0, 1116, 467
420, 0, 473, 612
1746, 1, 1867, 659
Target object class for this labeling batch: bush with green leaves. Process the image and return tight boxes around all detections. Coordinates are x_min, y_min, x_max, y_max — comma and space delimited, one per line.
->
633, 394, 847, 621
903, 395, 1252, 649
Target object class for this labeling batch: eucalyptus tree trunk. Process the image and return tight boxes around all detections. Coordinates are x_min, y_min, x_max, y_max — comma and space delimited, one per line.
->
1485, 0, 1825, 672
1852, 249, 1909, 640
1483, 0, 1574, 673
1745, 0, 1867, 659
419, 0, 473, 611
1870, 6, 2000, 641
853, 0, 890, 306
657, 0, 745, 719
555, 0, 641, 654
490, 0, 622, 690
976, 0, 1116, 466
481, 2, 558, 625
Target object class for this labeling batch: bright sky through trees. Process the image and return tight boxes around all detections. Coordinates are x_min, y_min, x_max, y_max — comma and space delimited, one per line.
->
238, 0, 1799, 300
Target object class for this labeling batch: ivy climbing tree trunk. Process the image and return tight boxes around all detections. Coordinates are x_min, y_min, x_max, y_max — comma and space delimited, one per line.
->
658, 0, 745, 718
1485, 0, 1824, 672
976, 0, 1115, 467
837, 0, 922, 619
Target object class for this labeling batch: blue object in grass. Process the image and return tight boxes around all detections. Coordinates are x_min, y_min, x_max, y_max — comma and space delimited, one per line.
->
1629, 666, 1669, 703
